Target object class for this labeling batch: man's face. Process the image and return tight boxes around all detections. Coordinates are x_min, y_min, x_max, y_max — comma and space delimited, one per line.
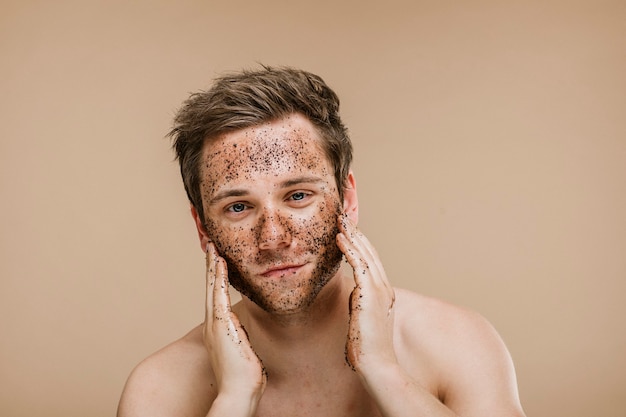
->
199, 113, 344, 314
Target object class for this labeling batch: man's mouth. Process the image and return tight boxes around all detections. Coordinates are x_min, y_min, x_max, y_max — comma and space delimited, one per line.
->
260, 263, 306, 278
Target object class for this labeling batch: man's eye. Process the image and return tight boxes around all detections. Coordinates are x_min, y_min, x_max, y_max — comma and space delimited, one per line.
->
290, 192, 307, 201
228, 203, 247, 213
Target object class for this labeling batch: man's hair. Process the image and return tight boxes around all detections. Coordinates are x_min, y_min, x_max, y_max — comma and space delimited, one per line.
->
168, 66, 353, 224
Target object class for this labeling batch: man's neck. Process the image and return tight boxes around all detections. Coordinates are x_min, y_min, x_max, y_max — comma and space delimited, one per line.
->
233, 269, 354, 377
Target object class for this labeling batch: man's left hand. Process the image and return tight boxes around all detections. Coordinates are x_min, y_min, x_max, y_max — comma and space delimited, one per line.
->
336, 213, 398, 374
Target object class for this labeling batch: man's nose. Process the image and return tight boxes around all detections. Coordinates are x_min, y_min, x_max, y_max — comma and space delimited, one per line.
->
256, 208, 292, 250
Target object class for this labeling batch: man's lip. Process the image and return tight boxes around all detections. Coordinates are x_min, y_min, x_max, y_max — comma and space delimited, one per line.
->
260, 264, 306, 277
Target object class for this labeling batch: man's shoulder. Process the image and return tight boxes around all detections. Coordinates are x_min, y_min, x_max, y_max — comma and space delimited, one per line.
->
394, 287, 496, 338
393, 287, 522, 410
117, 325, 214, 417
393, 287, 512, 374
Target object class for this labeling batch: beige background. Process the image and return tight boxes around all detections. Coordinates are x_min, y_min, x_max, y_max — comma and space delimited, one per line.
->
1, 1, 625, 416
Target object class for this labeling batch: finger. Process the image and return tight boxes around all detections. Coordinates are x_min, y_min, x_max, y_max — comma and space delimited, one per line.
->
337, 215, 393, 293
212, 258, 257, 358
338, 214, 383, 272
337, 216, 385, 285
213, 255, 232, 318
339, 213, 379, 260
336, 232, 367, 284
205, 242, 217, 324
344, 271, 362, 369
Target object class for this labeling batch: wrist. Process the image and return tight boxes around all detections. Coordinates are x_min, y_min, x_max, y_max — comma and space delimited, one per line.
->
351, 349, 399, 378
355, 357, 403, 388
207, 390, 262, 417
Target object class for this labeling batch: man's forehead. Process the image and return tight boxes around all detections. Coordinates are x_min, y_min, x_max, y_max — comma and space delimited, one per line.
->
206, 113, 323, 153
199, 116, 332, 194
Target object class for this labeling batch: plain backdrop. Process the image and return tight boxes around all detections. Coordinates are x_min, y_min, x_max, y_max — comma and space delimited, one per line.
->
1, 1, 625, 416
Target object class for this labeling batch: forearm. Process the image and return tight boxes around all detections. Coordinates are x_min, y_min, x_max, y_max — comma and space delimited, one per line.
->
358, 362, 456, 417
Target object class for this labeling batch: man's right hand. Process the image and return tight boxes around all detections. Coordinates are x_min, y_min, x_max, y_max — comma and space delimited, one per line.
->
204, 243, 266, 416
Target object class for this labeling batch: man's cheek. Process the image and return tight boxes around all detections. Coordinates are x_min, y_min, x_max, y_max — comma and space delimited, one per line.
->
205, 221, 250, 264
204, 219, 232, 255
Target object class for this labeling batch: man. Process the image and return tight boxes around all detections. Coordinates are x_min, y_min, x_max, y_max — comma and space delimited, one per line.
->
118, 66, 526, 417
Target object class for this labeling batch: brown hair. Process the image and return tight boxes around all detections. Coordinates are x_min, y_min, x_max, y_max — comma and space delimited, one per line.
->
168, 66, 353, 224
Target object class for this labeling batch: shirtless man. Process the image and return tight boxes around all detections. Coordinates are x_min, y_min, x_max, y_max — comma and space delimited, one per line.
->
117, 66, 526, 417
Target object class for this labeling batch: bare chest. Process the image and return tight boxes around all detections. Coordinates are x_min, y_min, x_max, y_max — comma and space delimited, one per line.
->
254, 372, 382, 417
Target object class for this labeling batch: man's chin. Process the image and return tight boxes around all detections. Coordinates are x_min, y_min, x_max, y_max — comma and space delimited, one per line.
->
237, 286, 321, 314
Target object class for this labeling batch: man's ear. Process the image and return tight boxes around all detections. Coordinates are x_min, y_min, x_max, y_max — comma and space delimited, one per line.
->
190, 205, 211, 252
342, 170, 359, 225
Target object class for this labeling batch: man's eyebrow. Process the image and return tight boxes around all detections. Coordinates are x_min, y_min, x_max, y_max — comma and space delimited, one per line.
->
278, 176, 325, 189
208, 189, 249, 206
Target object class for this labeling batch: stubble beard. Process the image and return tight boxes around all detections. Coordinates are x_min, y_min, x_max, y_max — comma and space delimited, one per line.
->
217, 206, 344, 314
